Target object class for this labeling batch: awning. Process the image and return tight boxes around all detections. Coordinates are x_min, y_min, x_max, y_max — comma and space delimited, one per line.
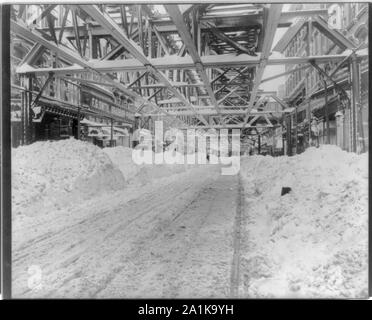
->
36, 98, 84, 120
42, 105, 84, 120
81, 118, 129, 138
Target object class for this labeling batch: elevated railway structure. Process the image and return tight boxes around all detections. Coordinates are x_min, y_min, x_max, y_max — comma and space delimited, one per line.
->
10, 4, 367, 152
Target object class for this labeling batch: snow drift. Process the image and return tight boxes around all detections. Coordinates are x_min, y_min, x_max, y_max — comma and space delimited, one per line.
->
12, 140, 194, 213
103, 147, 189, 184
102, 146, 142, 181
103, 147, 214, 185
239, 145, 368, 298
12, 138, 126, 212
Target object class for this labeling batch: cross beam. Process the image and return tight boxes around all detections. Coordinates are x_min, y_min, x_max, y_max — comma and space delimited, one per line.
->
19, 50, 368, 74
270, 95, 288, 110
312, 15, 356, 50
11, 19, 185, 126
177, 124, 275, 129
203, 21, 256, 56
80, 5, 209, 126
34, 8, 329, 37
261, 64, 310, 83
16, 51, 367, 75
140, 110, 282, 116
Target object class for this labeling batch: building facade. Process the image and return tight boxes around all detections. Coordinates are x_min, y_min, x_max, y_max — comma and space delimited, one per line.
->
10, 5, 134, 148
274, 3, 368, 154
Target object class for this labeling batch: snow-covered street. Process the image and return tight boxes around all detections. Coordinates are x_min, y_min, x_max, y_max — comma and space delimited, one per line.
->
11, 140, 368, 299
7, 3, 369, 303
12, 143, 239, 298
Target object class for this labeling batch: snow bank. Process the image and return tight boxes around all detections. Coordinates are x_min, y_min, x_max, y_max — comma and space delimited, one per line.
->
103, 146, 142, 181
103, 145, 218, 186
239, 145, 368, 298
104, 147, 190, 185
12, 138, 126, 212
12, 140, 200, 216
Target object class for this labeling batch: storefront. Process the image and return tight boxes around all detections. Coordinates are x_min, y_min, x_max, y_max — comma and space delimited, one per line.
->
81, 118, 131, 148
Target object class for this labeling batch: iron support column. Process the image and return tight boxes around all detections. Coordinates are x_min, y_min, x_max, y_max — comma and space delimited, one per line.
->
350, 55, 359, 152
351, 54, 364, 153
258, 134, 261, 155
27, 75, 34, 144
294, 105, 298, 154
286, 115, 292, 156
323, 79, 330, 144
77, 107, 81, 140
307, 98, 312, 147
110, 118, 114, 147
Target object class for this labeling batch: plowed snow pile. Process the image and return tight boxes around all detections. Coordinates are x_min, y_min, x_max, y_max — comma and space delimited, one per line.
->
12, 141, 193, 216
103, 146, 141, 181
103, 147, 200, 185
12, 138, 126, 213
239, 145, 368, 298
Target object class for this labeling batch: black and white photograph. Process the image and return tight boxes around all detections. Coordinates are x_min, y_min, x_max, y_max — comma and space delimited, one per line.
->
0, 1, 370, 302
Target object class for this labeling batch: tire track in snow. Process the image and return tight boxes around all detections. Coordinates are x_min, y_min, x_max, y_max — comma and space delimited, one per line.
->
94, 173, 238, 298
15, 180, 198, 298
92, 174, 220, 298
230, 176, 243, 298
13, 166, 218, 298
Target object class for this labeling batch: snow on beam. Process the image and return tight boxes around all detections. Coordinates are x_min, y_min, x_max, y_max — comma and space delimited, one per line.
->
12, 19, 92, 68
12, 19, 139, 99
80, 4, 209, 126
176, 124, 274, 129
243, 3, 283, 127
280, 9, 328, 21
140, 110, 283, 116
141, 5, 171, 56
165, 4, 221, 115
26, 4, 57, 28
270, 95, 288, 110
261, 64, 311, 83
160, 105, 287, 111
18, 43, 44, 67
131, 82, 203, 88
203, 21, 256, 56
28, 7, 328, 41
16, 51, 368, 76
312, 16, 357, 50
10, 20, 185, 126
